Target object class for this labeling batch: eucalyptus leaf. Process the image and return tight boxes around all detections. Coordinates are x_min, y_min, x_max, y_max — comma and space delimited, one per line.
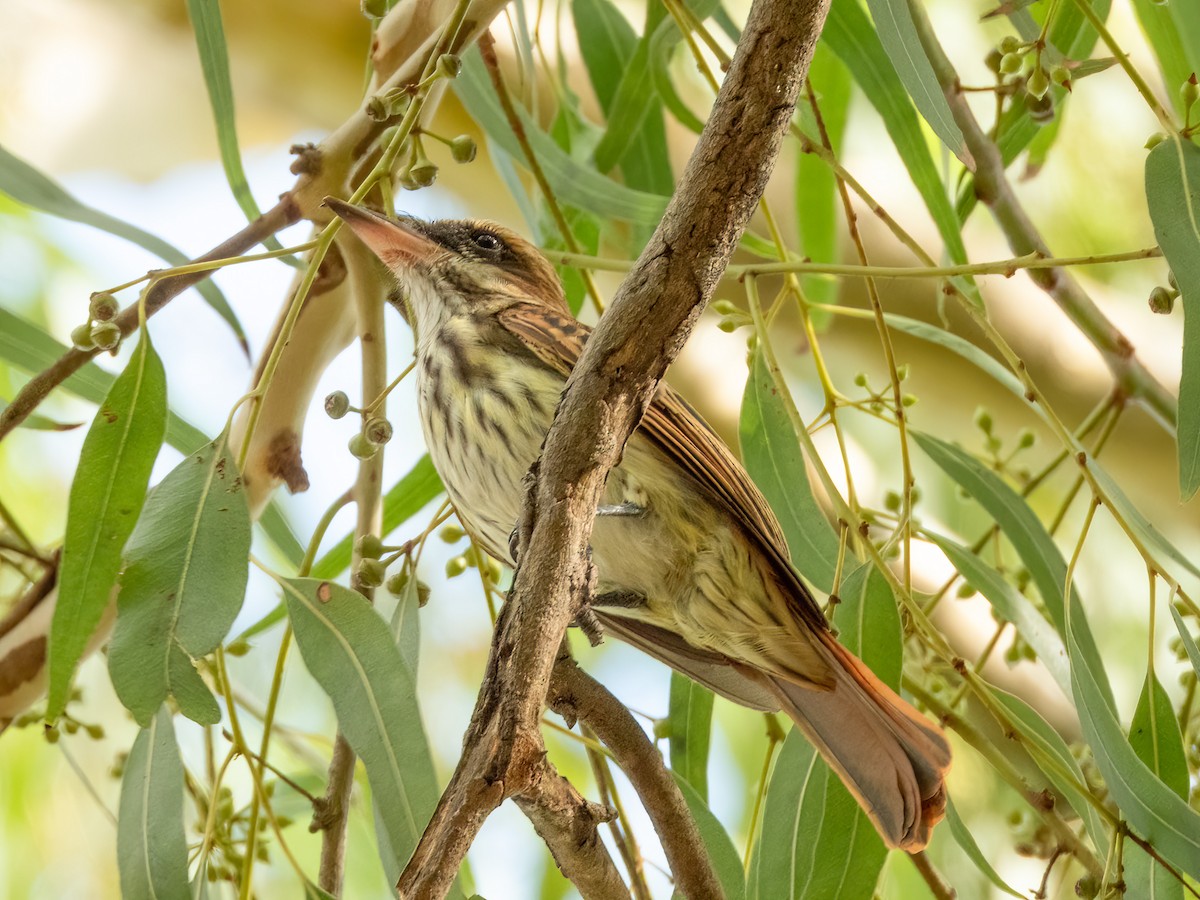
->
944, 796, 1024, 899
0, 144, 247, 349
282, 577, 440, 877
48, 331, 167, 720
117, 707, 190, 900
739, 351, 840, 593
673, 774, 745, 900
668, 673, 714, 801
1145, 138, 1200, 499
1168, 605, 1200, 678
109, 429, 251, 726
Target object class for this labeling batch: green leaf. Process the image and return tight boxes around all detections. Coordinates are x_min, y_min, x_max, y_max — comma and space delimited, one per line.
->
1169, 604, 1200, 678
822, 0, 978, 302
944, 796, 1024, 899
796, 45, 851, 310
672, 775, 745, 900
117, 707, 190, 900
1166, 2, 1200, 85
749, 564, 893, 900
863, 0, 967, 162
0, 144, 247, 350
1145, 138, 1200, 499
0, 401, 81, 431
1066, 595, 1200, 881
108, 429, 251, 726
927, 532, 1068, 697
282, 577, 440, 875
0, 307, 300, 567
1124, 671, 1188, 900
989, 688, 1106, 851
739, 351, 840, 593
668, 673, 713, 801
574, 0, 636, 112
455, 49, 668, 225
48, 331, 167, 719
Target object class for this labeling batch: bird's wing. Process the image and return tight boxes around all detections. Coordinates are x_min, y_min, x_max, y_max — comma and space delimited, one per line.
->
496, 302, 830, 634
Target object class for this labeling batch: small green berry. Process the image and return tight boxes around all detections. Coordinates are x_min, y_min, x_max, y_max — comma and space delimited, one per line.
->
449, 135, 477, 164
884, 490, 901, 513
896, 363, 910, 381
89, 292, 119, 321
998, 35, 1020, 55
225, 639, 251, 657
90, 321, 121, 351
445, 555, 468, 577
361, 0, 389, 16
85, 723, 105, 739
70, 323, 95, 350
1149, 285, 1175, 314
436, 54, 462, 79
325, 390, 350, 419
1016, 428, 1036, 449
974, 407, 993, 433
44, 726, 60, 744
853, 372, 869, 388
717, 318, 737, 333
364, 416, 393, 446
1050, 65, 1071, 90
416, 580, 431, 607
439, 524, 465, 543
385, 570, 409, 595
901, 393, 918, 407
711, 299, 738, 316
984, 49, 1003, 75
357, 558, 386, 587
1182, 74, 1199, 109
652, 719, 672, 740
348, 433, 377, 459
356, 533, 384, 559
408, 160, 438, 188
955, 582, 977, 599
1027, 66, 1049, 99
1145, 132, 1168, 150
999, 52, 1022, 75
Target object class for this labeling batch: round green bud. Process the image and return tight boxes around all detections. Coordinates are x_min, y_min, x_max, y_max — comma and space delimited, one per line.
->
955, 582, 976, 599
999, 52, 1022, 75
364, 416, 394, 446
717, 318, 737, 333
385, 570, 409, 595
225, 639, 251, 657
445, 555, 468, 577
1145, 131, 1168, 150
90, 321, 121, 351
1051, 65, 1071, 89
984, 49, 1003, 75
63, 719, 79, 734
436, 54, 463, 79
409, 161, 438, 188
366, 96, 389, 122
450, 135, 477, 163
1149, 285, 1175, 314
416, 580, 431, 607
356, 533, 384, 559
89, 292, 119, 321
324, 390, 350, 419
44, 726, 60, 744
998, 35, 1020, 55
745, 332, 757, 350
361, 0, 389, 16
896, 363, 910, 381
1024, 91, 1054, 124
711, 299, 738, 316
884, 490, 902, 512
439, 524, 465, 543
486, 557, 503, 583
357, 558, 386, 587
974, 406, 993, 433
398, 171, 422, 192
652, 718, 672, 740
70, 323, 95, 350
85, 723, 105, 739
901, 393, 918, 407
1027, 66, 1049, 99
1016, 428, 1036, 449
853, 372, 869, 388
1182, 74, 1199, 108
348, 433, 377, 459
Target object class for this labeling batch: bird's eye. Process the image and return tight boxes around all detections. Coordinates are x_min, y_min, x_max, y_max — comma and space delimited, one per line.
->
471, 231, 503, 253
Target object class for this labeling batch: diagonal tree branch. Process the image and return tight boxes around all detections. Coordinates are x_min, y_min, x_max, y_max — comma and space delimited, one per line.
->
396, 0, 832, 895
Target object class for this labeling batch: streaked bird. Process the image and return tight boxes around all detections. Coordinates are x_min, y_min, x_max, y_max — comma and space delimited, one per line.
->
327, 198, 951, 850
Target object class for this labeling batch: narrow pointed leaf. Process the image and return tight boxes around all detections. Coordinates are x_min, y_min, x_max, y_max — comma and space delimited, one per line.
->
109, 429, 251, 725
1145, 138, 1200, 498
668, 673, 713, 801
672, 775, 745, 900
1168, 605, 1200, 678
1066, 596, 1200, 880
0, 144, 246, 348
864, 0, 967, 162
117, 707, 190, 900
1124, 671, 1188, 900
740, 351, 840, 593
944, 797, 1024, 899
48, 332, 167, 719
282, 577, 440, 876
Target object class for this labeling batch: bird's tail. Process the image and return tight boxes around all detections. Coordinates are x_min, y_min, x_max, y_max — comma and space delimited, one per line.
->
761, 635, 951, 851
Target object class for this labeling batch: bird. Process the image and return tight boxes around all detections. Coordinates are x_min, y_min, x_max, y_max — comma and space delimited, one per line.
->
326, 197, 951, 851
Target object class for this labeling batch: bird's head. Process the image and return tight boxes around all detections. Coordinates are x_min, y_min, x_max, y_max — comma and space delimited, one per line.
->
325, 198, 568, 330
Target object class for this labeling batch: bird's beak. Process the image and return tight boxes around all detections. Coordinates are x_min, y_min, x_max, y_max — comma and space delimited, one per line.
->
324, 197, 439, 268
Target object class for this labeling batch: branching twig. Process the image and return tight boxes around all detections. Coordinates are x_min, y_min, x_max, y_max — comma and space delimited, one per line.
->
396, 0, 831, 895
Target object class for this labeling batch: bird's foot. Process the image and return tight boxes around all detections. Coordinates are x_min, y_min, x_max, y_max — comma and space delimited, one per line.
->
596, 501, 647, 518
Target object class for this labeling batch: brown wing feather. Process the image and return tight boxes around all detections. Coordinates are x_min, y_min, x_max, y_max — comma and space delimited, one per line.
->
496, 302, 830, 635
